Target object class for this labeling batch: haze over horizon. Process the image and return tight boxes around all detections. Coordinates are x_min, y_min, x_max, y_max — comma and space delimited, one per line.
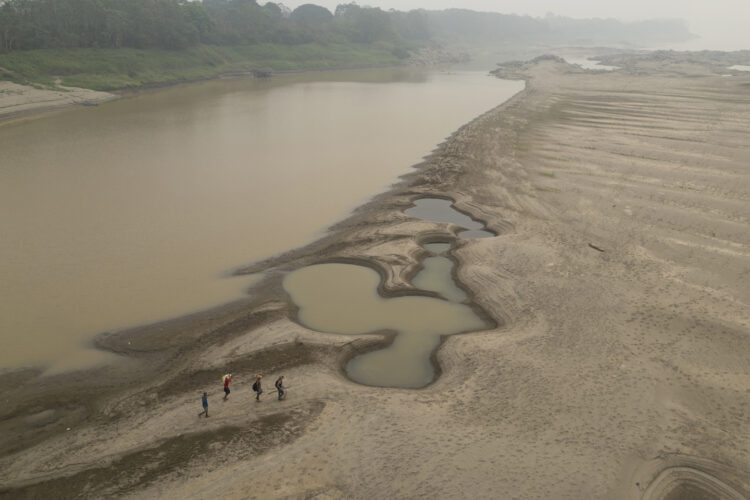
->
282, 0, 750, 51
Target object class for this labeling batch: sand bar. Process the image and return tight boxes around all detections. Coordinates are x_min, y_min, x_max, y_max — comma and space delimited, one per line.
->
1, 54, 749, 499
0, 81, 116, 121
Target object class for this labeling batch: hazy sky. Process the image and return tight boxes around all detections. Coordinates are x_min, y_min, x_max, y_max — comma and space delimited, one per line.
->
281, 0, 750, 50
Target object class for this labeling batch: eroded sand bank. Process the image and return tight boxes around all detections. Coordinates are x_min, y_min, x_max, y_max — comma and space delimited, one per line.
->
0, 81, 116, 120
1, 54, 749, 499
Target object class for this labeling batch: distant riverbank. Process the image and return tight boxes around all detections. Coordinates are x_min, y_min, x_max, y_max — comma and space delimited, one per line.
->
0, 43, 471, 122
0, 43, 406, 90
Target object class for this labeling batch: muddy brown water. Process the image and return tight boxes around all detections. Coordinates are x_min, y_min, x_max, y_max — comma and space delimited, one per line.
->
283, 259, 487, 388
0, 69, 522, 373
404, 198, 494, 238
283, 198, 499, 387
413, 243, 467, 303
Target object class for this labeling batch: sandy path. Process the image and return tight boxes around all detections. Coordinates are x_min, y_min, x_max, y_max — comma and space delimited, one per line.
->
1, 55, 749, 499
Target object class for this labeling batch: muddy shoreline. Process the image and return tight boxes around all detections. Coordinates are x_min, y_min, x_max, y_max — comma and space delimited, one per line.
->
2, 52, 750, 499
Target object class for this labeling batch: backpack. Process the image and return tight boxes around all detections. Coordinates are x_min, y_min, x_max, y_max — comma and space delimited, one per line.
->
252, 381, 258, 392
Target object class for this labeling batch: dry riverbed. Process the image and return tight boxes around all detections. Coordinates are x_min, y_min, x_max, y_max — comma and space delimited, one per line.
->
1, 53, 750, 499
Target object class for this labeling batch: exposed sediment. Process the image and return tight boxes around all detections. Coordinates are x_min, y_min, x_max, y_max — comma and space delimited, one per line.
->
0, 80, 116, 121
2, 52, 750, 499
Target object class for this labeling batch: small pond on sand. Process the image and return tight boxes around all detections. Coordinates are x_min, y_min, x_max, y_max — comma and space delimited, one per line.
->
404, 198, 494, 238
283, 198, 496, 388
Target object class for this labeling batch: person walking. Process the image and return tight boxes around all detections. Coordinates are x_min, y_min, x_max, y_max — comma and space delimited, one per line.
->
275, 375, 286, 400
222, 373, 232, 401
198, 392, 209, 417
253, 374, 263, 401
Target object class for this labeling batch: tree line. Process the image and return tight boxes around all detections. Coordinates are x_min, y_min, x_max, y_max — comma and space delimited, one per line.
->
0, 0, 693, 54
0, 0, 433, 52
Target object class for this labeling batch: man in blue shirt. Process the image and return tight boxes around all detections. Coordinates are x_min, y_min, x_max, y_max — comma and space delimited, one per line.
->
199, 392, 209, 417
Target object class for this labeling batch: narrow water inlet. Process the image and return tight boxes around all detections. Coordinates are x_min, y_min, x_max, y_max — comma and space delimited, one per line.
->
414, 243, 467, 303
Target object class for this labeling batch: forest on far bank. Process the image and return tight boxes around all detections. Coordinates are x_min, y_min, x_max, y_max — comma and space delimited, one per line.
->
0, 1, 696, 90
0, 0, 694, 54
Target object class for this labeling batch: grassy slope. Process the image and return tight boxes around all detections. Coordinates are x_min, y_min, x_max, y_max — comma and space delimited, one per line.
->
0, 42, 404, 91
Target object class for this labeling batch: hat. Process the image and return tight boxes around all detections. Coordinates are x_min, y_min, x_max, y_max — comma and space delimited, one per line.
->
257, 374, 262, 378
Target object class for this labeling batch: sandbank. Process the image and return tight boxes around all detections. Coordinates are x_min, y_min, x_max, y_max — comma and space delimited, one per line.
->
0, 81, 117, 121
1, 53, 749, 499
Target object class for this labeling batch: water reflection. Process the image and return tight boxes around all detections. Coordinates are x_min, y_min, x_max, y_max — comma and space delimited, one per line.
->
405, 198, 495, 238
283, 260, 486, 388
560, 56, 619, 71
280, 196, 502, 387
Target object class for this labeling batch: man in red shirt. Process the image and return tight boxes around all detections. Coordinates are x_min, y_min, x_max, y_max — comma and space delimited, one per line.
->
223, 374, 232, 400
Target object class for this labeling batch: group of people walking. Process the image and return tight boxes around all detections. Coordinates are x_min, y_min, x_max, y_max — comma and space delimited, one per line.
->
199, 373, 286, 418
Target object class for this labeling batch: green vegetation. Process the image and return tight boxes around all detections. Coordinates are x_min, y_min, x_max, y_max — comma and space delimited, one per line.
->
0, 1, 425, 89
0, 43, 404, 90
0, 0, 695, 91
0, 0, 425, 52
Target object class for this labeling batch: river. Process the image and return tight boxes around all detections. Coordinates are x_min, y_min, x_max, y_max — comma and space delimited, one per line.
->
0, 67, 523, 373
